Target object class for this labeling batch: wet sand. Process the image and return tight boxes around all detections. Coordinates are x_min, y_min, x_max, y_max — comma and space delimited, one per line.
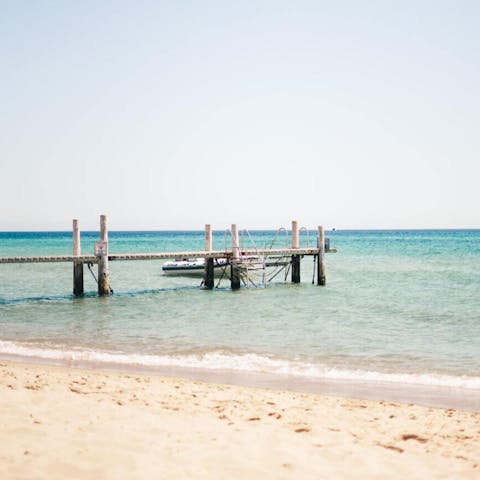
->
1, 360, 479, 479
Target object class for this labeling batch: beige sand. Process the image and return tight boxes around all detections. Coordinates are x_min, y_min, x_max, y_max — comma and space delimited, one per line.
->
0, 361, 478, 479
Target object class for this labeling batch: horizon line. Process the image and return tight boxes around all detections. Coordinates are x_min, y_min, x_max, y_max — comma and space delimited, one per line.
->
1, 227, 479, 233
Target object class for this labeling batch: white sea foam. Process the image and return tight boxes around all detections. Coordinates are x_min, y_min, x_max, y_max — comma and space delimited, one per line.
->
1, 340, 479, 390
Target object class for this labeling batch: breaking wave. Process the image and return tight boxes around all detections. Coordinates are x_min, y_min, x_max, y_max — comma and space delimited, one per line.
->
1, 339, 479, 390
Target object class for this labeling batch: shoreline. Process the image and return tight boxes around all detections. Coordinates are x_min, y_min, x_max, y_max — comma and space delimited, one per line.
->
1, 359, 479, 479
1, 352, 479, 412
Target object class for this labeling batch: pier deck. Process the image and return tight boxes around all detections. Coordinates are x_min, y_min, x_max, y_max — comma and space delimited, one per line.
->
0, 248, 325, 264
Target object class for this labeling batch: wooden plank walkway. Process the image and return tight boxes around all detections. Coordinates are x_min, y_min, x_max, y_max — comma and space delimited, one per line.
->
0, 247, 324, 264
0, 255, 97, 264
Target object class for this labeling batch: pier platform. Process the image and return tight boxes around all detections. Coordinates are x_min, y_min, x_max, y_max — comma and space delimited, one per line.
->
0, 216, 333, 295
0, 248, 325, 264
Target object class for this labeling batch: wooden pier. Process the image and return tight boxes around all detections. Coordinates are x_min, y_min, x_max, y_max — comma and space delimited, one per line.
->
0, 216, 334, 296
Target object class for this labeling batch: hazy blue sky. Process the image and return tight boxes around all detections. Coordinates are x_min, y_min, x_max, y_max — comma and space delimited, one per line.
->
1, 0, 479, 230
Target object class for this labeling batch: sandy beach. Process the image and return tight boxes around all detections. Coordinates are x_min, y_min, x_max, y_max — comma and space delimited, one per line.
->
0, 361, 478, 479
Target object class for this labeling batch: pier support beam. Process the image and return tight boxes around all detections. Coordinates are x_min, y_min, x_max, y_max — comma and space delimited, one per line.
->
204, 224, 214, 289
291, 220, 301, 283
72, 219, 84, 296
230, 224, 241, 290
317, 226, 326, 286
97, 214, 110, 296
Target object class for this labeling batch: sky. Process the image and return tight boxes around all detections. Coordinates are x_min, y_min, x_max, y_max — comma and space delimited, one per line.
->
1, 0, 479, 231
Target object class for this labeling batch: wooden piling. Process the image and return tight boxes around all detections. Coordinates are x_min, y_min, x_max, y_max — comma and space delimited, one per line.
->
204, 224, 214, 289
97, 214, 110, 296
291, 220, 301, 283
72, 219, 84, 296
230, 223, 241, 290
292, 221, 299, 250
317, 226, 326, 286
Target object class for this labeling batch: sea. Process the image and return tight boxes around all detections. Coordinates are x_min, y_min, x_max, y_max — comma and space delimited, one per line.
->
1, 229, 479, 410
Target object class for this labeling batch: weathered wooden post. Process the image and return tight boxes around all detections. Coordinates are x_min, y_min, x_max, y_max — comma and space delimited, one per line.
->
204, 224, 214, 289
73, 219, 84, 296
291, 220, 301, 283
317, 226, 326, 286
97, 214, 110, 296
230, 223, 241, 290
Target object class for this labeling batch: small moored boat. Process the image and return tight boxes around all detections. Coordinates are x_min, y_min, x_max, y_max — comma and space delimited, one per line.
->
162, 258, 229, 277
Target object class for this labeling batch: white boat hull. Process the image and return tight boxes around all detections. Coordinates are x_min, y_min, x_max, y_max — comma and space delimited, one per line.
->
162, 258, 229, 278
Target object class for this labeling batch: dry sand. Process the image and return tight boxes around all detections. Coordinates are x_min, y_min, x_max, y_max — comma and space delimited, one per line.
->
0, 360, 479, 479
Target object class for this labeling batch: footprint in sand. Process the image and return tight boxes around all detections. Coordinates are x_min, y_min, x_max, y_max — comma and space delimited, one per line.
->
294, 427, 310, 433
267, 412, 282, 419
25, 384, 41, 391
401, 434, 428, 443
378, 443, 404, 453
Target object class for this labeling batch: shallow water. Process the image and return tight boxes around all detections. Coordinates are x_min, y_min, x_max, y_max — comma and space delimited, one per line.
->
1, 229, 479, 400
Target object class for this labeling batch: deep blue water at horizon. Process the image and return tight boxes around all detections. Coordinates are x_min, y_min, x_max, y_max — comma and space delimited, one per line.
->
0, 229, 479, 392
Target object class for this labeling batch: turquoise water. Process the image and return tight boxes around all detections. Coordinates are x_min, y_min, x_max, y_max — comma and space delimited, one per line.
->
0, 230, 479, 395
